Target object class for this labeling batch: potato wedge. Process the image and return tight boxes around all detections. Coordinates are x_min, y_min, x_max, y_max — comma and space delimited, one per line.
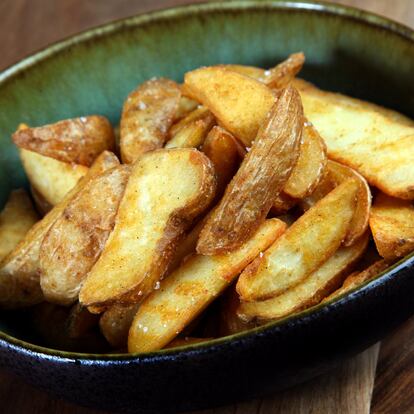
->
13, 116, 115, 166
328, 161, 371, 246
80, 149, 216, 309
293, 78, 414, 200
165, 115, 214, 149
66, 303, 100, 339
100, 304, 139, 348
238, 232, 368, 322
175, 96, 199, 120
202, 126, 244, 197
261, 52, 305, 89
219, 64, 265, 80
197, 86, 303, 255
169, 106, 213, 137
184, 66, 276, 146
40, 165, 130, 305
0, 151, 119, 309
0, 189, 38, 261
120, 78, 181, 163
299, 169, 335, 211
20, 148, 88, 206
369, 192, 414, 260
128, 219, 286, 353
237, 179, 359, 301
324, 260, 389, 302
283, 121, 327, 199
165, 337, 210, 349
271, 192, 298, 215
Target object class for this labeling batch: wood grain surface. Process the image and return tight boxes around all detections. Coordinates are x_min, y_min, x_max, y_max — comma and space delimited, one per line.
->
0, 1, 413, 413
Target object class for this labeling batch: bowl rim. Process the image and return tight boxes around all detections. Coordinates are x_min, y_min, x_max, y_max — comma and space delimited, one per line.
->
1, 0, 414, 361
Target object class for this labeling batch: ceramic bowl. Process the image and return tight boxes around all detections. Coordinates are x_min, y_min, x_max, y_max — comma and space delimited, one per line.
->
1, 1, 414, 413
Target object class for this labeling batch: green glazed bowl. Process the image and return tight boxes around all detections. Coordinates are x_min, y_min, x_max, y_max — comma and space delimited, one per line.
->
0, 1, 414, 413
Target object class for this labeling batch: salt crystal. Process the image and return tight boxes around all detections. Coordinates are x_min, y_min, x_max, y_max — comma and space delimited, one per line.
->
259, 252, 264, 258
80, 116, 87, 123
143, 326, 148, 333
246, 147, 251, 152
154, 281, 161, 290
264, 70, 271, 77
138, 101, 147, 110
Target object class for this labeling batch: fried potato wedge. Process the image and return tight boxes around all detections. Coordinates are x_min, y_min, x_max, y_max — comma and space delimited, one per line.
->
238, 232, 368, 322
120, 78, 181, 163
293, 78, 414, 200
197, 86, 303, 255
261, 52, 305, 90
271, 192, 298, 215
165, 115, 214, 149
169, 106, 213, 137
283, 121, 327, 199
184, 66, 276, 146
237, 179, 359, 301
328, 161, 371, 246
219, 64, 265, 80
369, 192, 414, 260
202, 126, 244, 197
20, 148, 88, 206
324, 260, 389, 302
128, 219, 286, 352
100, 304, 139, 348
13, 116, 115, 166
0, 189, 38, 261
40, 165, 130, 305
175, 96, 199, 120
299, 169, 335, 211
0, 151, 119, 309
66, 303, 100, 339
80, 149, 216, 309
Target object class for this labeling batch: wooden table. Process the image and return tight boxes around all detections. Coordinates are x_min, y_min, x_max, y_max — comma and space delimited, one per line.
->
1, 1, 413, 413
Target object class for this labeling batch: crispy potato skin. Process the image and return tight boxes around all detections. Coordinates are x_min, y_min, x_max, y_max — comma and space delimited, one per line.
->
128, 219, 285, 353
0, 151, 119, 309
0, 189, 38, 261
197, 86, 303, 255
20, 148, 88, 206
283, 121, 327, 199
202, 126, 244, 197
13, 116, 115, 166
100, 304, 139, 348
40, 165, 130, 305
324, 260, 389, 302
293, 78, 414, 200
238, 232, 368, 322
184, 67, 276, 146
327, 161, 371, 246
120, 78, 181, 163
369, 192, 414, 260
237, 179, 359, 302
80, 148, 216, 309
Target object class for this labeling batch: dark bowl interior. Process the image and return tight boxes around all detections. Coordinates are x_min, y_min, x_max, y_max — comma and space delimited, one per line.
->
0, 1, 414, 413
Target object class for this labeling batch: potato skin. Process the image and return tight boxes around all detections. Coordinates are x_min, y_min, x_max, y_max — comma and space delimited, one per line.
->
13, 116, 115, 166
120, 78, 181, 163
40, 165, 130, 305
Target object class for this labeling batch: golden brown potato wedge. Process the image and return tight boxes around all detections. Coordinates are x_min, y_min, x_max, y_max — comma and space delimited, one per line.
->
120, 78, 181, 163
169, 106, 213, 137
20, 149, 88, 206
283, 121, 327, 199
13, 116, 115, 166
293, 78, 414, 200
219, 64, 265, 80
100, 304, 139, 348
66, 303, 100, 339
175, 96, 199, 120
202, 126, 244, 197
184, 66, 276, 146
40, 165, 130, 305
238, 232, 368, 322
128, 219, 286, 353
270, 192, 298, 215
237, 179, 359, 302
197, 86, 303, 255
0, 189, 38, 261
324, 260, 389, 302
165, 114, 215, 149
299, 169, 335, 211
369, 192, 414, 260
80, 148, 216, 310
328, 161, 371, 246
261, 52, 305, 89
0, 151, 119, 309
